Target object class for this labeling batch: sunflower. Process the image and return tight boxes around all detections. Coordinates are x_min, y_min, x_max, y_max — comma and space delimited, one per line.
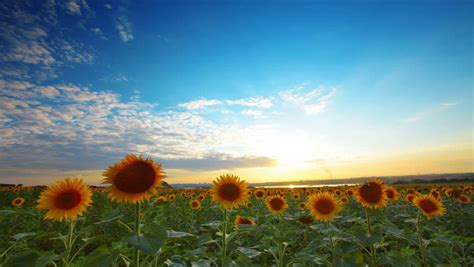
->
384, 186, 400, 201
299, 202, 306, 209
292, 192, 301, 199
429, 189, 441, 200
298, 215, 314, 225
102, 154, 165, 203
355, 179, 387, 209
37, 178, 92, 222
340, 196, 349, 203
11, 197, 25, 207
405, 194, 416, 203
189, 199, 201, 209
245, 202, 252, 208
346, 189, 354, 196
155, 196, 166, 203
235, 215, 256, 226
413, 195, 445, 219
457, 194, 471, 204
210, 174, 249, 209
265, 195, 288, 214
167, 194, 176, 201
307, 192, 341, 222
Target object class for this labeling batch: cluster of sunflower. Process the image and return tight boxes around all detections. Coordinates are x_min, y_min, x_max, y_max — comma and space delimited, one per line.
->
4, 154, 473, 267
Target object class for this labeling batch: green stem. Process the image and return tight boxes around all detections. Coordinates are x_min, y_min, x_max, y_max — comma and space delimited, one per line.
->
222, 209, 228, 267
365, 209, 376, 266
134, 202, 141, 267
327, 223, 336, 267
64, 220, 75, 266
416, 213, 427, 266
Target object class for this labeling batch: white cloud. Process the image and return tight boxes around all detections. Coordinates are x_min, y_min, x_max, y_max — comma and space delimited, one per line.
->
280, 86, 337, 115
0, 82, 279, 173
178, 98, 222, 110
116, 15, 133, 42
226, 97, 273, 108
241, 109, 263, 118
66, 0, 82, 15
91, 27, 107, 40
0, 80, 34, 90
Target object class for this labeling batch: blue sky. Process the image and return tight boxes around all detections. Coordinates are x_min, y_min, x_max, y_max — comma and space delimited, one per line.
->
0, 0, 472, 185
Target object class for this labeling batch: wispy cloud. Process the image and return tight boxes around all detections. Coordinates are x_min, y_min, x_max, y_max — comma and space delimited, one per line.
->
116, 13, 133, 42
403, 101, 460, 123
0, 0, 97, 81
241, 109, 263, 118
280, 85, 337, 115
226, 97, 273, 108
178, 98, 222, 110
66, 0, 82, 15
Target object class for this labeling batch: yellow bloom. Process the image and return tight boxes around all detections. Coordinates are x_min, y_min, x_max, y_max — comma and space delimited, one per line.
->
189, 199, 201, 209
413, 195, 445, 219
37, 178, 92, 222
102, 154, 166, 203
210, 174, 249, 209
307, 192, 341, 222
11, 197, 25, 207
265, 195, 288, 214
235, 215, 256, 226
355, 179, 387, 209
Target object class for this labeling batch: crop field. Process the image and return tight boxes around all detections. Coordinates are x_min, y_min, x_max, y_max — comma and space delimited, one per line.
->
0, 157, 473, 267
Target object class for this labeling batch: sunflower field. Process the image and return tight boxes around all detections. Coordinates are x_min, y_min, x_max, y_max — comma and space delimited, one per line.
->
1, 155, 473, 267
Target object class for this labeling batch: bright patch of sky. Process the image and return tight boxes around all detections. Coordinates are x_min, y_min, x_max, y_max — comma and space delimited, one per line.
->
0, 0, 472, 185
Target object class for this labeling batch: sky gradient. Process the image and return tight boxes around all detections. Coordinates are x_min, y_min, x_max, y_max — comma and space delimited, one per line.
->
0, 0, 472, 185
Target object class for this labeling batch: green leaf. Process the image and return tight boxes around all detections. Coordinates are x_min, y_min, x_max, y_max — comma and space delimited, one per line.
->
191, 259, 211, 267
81, 246, 119, 267
184, 246, 207, 257
237, 247, 262, 258
124, 227, 167, 255
197, 233, 218, 246
200, 221, 222, 230
35, 252, 60, 267
12, 232, 36, 241
167, 230, 194, 238
94, 212, 123, 225
165, 255, 187, 267
0, 210, 16, 215
4, 251, 39, 267
161, 181, 173, 188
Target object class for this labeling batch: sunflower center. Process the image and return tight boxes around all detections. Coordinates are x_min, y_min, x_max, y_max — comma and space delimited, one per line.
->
359, 182, 383, 203
299, 216, 313, 225
55, 190, 82, 210
238, 218, 253, 225
114, 161, 156, 193
386, 190, 395, 199
192, 201, 199, 207
418, 199, 438, 213
314, 198, 335, 214
218, 183, 241, 201
269, 197, 284, 210
256, 191, 264, 198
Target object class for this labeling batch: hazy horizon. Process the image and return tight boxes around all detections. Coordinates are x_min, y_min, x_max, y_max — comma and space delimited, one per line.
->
0, 1, 472, 185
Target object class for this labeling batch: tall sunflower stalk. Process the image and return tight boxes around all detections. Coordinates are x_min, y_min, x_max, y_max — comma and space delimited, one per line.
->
210, 174, 249, 266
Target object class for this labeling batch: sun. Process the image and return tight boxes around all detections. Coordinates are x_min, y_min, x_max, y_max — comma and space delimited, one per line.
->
270, 137, 312, 166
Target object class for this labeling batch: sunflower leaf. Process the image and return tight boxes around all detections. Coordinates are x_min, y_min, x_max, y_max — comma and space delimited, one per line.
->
124, 228, 167, 255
